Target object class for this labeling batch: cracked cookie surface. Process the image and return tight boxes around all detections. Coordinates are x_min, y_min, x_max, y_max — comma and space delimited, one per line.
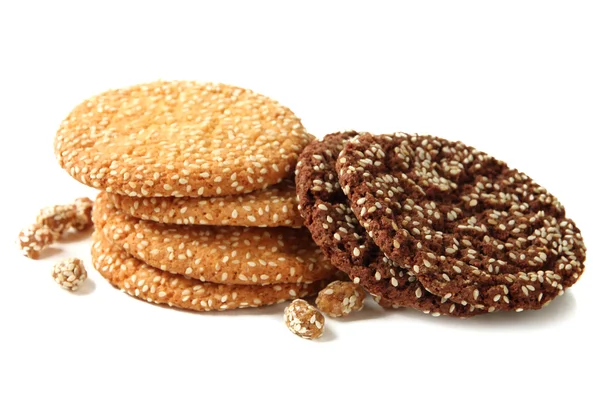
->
336, 133, 586, 312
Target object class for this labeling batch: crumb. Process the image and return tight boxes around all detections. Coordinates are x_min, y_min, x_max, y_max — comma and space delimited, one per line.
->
18, 223, 58, 259
316, 280, 366, 317
52, 257, 87, 291
284, 299, 325, 339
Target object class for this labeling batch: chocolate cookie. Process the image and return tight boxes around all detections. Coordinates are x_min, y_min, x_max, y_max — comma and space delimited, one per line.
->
296, 132, 481, 317
336, 132, 586, 312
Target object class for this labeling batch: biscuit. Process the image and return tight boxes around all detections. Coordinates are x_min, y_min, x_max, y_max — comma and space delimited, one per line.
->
92, 230, 323, 311
296, 132, 481, 317
336, 132, 586, 312
107, 179, 303, 227
55, 81, 313, 198
93, 192, 334, 285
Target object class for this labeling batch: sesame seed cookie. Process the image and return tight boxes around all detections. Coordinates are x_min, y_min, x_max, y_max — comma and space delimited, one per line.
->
296, 132, 481, 317
336, 132, 586, 312
92, 231, 323, 311
93, 192, 334, 285
107, 178, 303, 227
55, 81, 313, 197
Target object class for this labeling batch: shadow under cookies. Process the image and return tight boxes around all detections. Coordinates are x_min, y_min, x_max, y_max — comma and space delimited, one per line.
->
396, 290, 578, 330
72, 278, 96, 296
59, 228, 94, 244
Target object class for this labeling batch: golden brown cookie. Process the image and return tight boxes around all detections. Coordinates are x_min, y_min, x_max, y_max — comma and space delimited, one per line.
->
107, 179, 303, 227
55, 81, 313, 197
92, 230, 324, 311
93, 192, 334, 285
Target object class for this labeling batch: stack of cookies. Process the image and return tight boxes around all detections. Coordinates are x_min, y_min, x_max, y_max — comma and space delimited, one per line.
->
53, 81, 587, 319
296, 132, 586, 317
54, 81, 334, 311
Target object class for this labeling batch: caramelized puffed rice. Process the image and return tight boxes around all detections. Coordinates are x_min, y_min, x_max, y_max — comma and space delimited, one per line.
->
284, 299, 325, 340
52, 258, 87, 291
18, 223, 58, 259
316, 280, 366, 317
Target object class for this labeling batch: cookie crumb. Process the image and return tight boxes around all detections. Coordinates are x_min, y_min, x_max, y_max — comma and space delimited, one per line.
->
52, 258, 87, 291
72, 197, 94, 231
36, 204, 77, 235
20, 198, 95, 259
18, 223, 58, 259
316, 280, 366, 317
284, 299, 325, 339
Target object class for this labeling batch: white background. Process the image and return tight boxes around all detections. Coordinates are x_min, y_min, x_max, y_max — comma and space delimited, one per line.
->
1, 1, 598, 399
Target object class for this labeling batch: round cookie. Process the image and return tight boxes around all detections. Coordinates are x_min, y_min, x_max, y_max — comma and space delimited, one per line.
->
92, 231, 323, 311
55, 81, 314, 197
93, 192, 334, 285
336, 132, 586, 312
108, 178, 303, 227
295, 132, 481, 317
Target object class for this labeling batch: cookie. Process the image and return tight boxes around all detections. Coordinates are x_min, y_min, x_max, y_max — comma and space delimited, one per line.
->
296, 132, 481, 317
336, 132, 586, 312
55, 81, 313, 197
93, 192, 334, 285
107, 178, 303, 227
92, 230, 323, 311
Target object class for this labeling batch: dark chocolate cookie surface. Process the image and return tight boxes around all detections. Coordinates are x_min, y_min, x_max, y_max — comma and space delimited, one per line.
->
295, 131, 481, 317
336, 133, 586, 312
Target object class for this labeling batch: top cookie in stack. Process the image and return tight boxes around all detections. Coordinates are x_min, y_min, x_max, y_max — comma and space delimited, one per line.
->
55, 80, 311, 198
54, 81, 334, 311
